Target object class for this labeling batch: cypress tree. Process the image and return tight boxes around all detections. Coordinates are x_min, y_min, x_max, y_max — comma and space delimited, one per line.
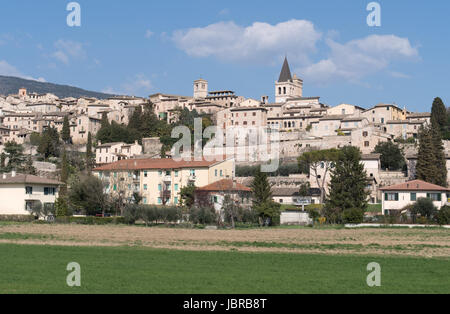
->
60, 149, 69, 196
325, 146, 369, 223
61, 115, 71, 144
430, 123, 447, 187
86, 132, 93, 174
431, 97, 447, 136
416, 126, 437, 183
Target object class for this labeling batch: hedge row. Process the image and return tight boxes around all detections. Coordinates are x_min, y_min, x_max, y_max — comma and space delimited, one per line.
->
0, 215, 35, 222
55, 216, 126, 225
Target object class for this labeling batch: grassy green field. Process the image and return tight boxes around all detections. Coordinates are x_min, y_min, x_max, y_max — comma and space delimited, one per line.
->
0, 243, 448, 294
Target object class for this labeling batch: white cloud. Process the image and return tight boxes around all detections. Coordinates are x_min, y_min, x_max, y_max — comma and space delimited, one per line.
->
52, 39, 86, 64
301, 35, 419, 84
145, 30, 154, 39
0, 60, 45, 82
172, 19, 322, 64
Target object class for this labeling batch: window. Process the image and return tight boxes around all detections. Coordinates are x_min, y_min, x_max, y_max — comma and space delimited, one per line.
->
175, 184, 179, 191
363, 131, 368, 137
113, 184, 117, 191
174, 197, 178, 205
364, 141, 370, 147
144, 171, 148, 177
175, 171, 179, 177
215, 169, 218, 176
158, 184, 162, 191
220, 170, 223, 177
165, 170, 171, 176
143, 197, 147, 204
25, 186, 33, 194
427, 193, 441, 201
158, 170, 162, 176
190, 169, 196, 176
44, 187, 56, 195
410, 193, 417, 201
144, 184, 148, 190
214, 196, 218, 203
158, 197, 162, 204
384, 193, 399, 201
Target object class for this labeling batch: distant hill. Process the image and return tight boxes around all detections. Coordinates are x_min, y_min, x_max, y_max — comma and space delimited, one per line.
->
0, 75, 116, 99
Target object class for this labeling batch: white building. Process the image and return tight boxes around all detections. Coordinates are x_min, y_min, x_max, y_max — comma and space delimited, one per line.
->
0, 172, 63, 215
96, 141, 143, 165
380, 180, 449, 215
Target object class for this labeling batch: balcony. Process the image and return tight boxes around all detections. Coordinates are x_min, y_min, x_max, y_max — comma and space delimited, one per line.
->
163, 175, 172, 182
188, 175, 196, 182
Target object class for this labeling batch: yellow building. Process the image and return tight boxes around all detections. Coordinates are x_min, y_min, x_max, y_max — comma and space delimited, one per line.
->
93, 157, 235, 206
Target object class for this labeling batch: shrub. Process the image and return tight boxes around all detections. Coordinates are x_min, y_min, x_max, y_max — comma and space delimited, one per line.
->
436, 206, 450, 225
123, 204, 140, 224
342, 208, 364, 224
189, 206, 217, 225
411, 198, 438, 221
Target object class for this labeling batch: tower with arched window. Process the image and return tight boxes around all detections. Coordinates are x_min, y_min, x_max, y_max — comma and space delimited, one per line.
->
275, 57, 303, 103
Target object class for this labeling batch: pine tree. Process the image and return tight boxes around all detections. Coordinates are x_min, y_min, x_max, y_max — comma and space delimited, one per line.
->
61, 115, 71, 144
250, 168, 272, 208
86, 132, 93, 174
325, 146, 369, 223
4, 141, 26, 172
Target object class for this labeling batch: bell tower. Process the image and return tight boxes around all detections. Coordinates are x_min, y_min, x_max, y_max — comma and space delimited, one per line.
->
275, 57, 303, 103
193, 79, 208, 99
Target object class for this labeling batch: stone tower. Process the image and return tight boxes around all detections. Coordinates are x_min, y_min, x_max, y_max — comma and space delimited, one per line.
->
275, 57, 303, 103
193, 79, 208, 99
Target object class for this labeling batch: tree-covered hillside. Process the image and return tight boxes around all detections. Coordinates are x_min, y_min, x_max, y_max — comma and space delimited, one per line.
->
0, 75, 115, 99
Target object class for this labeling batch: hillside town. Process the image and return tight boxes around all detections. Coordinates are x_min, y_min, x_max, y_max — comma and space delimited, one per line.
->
0, 58, 449, 225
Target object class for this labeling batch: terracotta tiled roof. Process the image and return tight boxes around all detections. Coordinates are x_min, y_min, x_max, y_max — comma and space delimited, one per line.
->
94, 157, 229, 171
197, 179, 251, 192
0, 173, 63, 185
380, 180, 450, 192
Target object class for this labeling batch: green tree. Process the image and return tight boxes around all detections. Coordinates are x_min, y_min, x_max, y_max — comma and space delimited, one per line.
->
416, 125, 447, 186
61, 115, 71, 144
0, 152, 6, 173
4, 141, 26, 172
38, 127, 60, 159
250, 168, 280, 226
59, 149, 70, 196
86, 132, 94, 173
250, 168, 272, 208
325, 146, 369, 224
373, 141, 405, 171
23, 155, 37, 175
68, 174, 107, 216
411, 198, 437, 222
431, 97, 447, 136
180, 183, 196, 208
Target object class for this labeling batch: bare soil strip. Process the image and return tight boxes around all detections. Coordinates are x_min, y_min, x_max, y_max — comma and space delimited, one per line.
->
0, 224, 449, 258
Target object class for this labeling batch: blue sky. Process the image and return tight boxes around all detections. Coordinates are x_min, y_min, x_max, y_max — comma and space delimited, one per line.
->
0, 0, 448, 112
